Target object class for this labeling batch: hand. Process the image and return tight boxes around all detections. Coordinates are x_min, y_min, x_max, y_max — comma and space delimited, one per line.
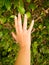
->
12, 13, 34, 48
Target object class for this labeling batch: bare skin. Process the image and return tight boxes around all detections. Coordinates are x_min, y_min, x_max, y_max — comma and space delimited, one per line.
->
12, 13, 34, 65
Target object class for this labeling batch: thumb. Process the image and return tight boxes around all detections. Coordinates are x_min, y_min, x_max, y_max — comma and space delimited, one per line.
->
11, 32, 18, 43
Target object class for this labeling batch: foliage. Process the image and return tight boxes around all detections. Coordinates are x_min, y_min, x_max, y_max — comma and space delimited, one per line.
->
0, 0, 49, 65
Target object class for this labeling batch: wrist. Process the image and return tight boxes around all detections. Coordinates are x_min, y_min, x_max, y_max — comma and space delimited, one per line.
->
20, 44, 30, 50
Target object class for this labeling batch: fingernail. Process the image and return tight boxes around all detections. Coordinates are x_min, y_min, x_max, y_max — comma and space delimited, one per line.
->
18, 12, 20, 16
32, 20, 34, 24
25, 14, 27, 18
15, 16, 17, 19
32, 20, 34, 22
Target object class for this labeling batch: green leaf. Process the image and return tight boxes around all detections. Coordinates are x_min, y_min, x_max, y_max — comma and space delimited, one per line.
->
19, 0, 24, 7
5, 0, 11, 10
29, 3, 36, 11
2, 51, 7, 56
14, 0, 19, 8
18, 6, 25, 14
0, 31, 3, 38
0, 25, 2, 29
26, 0, 31, 3
33, 41, 38, 55
8, 47, 12, 52
26, 12, 31, 18
0, 17, 6, 24
38, 24, 43, 29
10, 15, 15, 18
0, 0, 5, 7
14, 0, 24, 9
33, 41, 38, 48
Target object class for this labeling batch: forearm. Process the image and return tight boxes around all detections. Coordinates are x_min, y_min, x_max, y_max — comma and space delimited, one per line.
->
14, 45, 31, 65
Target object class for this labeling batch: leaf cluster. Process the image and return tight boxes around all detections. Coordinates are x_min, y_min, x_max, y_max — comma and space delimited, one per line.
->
0, 0, 49, 65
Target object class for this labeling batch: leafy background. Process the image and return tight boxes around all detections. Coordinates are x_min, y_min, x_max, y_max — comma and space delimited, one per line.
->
0, 0, 49, 65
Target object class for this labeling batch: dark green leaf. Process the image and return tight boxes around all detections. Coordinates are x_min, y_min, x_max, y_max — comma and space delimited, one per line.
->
5, 0, 11, 10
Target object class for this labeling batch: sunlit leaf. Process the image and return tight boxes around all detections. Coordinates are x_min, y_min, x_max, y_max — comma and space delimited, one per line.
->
5, 0, 11, 10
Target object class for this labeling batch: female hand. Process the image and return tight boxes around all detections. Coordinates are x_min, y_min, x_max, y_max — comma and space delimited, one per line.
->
12, 13, 34, 48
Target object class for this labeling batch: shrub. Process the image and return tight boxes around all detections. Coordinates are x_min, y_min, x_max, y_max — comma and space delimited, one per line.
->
0, 0, 49, 65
